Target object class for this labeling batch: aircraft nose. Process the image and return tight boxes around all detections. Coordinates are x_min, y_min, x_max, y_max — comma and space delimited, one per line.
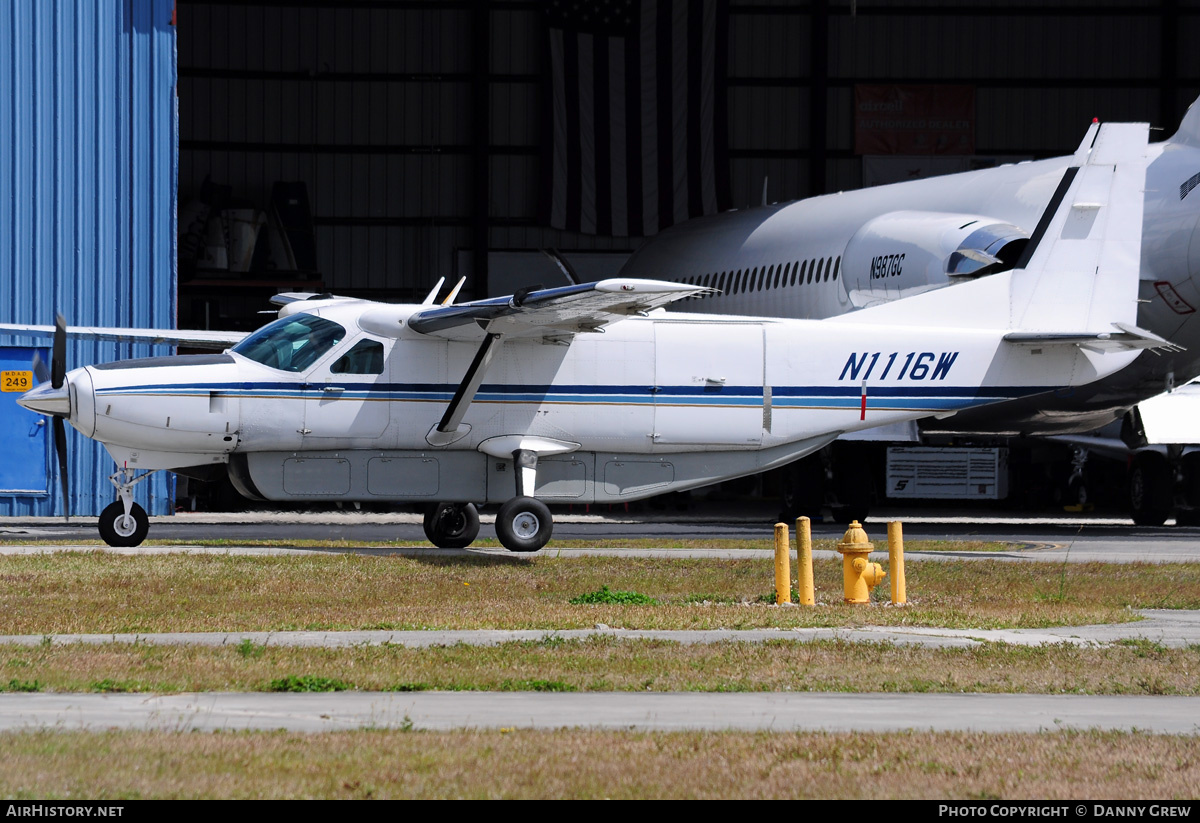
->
17, 380, 71, 417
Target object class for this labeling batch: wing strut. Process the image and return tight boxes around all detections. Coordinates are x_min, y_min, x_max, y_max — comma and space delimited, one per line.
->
426, 332, 504, 446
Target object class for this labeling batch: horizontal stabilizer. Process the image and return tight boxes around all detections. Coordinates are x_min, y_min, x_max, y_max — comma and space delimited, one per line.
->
408, 278, 713, 341
1003, 323, 1183, 354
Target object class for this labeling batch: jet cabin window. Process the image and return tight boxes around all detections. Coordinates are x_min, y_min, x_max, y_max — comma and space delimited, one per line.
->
232, 314, 347, 373
331, 339, 385, 374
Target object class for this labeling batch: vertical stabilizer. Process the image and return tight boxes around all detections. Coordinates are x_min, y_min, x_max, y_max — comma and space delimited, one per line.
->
1009, 121, 1149, 334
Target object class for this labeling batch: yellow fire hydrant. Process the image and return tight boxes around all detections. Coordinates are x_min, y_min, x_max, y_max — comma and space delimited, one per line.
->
836, 520, 886, 605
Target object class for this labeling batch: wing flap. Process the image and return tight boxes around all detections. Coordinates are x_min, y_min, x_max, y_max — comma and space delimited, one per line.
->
408, 278, 712, 340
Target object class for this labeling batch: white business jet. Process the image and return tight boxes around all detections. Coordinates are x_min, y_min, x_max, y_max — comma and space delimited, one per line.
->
11, 123, 1163, 549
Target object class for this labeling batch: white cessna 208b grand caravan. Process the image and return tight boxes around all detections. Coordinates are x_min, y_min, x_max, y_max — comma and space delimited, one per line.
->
9, 122, 1168, 549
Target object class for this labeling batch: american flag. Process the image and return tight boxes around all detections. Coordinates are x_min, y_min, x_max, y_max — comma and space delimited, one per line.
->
545, 0, 730, 237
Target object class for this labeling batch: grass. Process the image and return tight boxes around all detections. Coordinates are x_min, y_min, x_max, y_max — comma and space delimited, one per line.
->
1, 638, 1197, 695
0, 728, 1196, 799
0, 552, 1196, 635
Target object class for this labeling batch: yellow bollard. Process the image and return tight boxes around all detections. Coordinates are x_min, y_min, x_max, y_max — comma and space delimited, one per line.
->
796, 516, 815, 605
887, 520, 907, 605
774, 522, 792, 604
836, 520, 886, 605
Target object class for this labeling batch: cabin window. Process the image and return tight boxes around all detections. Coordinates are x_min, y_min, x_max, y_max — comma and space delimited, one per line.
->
734, 270, 744, 292
773, 265, 783, 289
331, 339, 385, 375
806, 260, 814, 284
233, 314, 347, 373
824, 257, 832, 281
833, 257, 841, 281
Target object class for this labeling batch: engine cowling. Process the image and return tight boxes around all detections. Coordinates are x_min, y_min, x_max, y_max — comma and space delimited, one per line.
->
841, 211, 1029, 308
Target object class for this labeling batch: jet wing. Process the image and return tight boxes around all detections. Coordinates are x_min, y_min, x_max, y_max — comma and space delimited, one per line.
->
0, 324, 247, 350
407, 279, 712, 341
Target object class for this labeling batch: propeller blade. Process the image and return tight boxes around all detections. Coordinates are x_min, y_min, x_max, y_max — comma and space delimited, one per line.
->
51, 314, 66, 389
52, 416, 69, 521
31, 352, 49, 385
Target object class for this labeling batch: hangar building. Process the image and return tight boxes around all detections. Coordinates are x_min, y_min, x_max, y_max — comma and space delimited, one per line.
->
1, 0, 1196, 516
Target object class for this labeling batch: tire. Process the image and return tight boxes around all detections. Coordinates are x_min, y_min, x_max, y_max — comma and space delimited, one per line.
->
422, 502, 480, 549
495, 496, 553, 553
98, 501, 149, 548
1129, 454, 1171, 527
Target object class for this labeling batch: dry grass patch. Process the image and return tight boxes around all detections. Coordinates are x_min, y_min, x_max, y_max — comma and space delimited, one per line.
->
1, 638, 1197, 695
0, 728, 1196, 799
0, 553, 1197, 635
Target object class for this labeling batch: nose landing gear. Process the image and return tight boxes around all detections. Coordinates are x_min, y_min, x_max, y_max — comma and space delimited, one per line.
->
98, 466, 159, 548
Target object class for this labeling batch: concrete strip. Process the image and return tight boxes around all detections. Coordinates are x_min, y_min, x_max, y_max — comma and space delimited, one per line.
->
0, 692, 1196, 734
0, 610, 1196, 650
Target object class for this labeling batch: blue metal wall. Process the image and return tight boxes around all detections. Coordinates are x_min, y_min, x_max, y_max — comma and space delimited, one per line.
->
0, 0, 177, 516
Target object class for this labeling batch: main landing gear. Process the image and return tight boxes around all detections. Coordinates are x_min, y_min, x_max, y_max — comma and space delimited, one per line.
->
424, 496, 554, 552
98, 466, 158, 548
424, 448, 555, 553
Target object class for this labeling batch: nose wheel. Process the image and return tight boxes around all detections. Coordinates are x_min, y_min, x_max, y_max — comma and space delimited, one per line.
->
98, 501, 149, 547
99, 466, 158, 547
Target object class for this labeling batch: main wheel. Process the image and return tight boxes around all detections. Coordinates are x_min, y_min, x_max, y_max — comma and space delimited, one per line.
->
422, 503, 480, 548
98, 501, 149, 548
495, 496, 553, 553
1129, 454, 1171, 527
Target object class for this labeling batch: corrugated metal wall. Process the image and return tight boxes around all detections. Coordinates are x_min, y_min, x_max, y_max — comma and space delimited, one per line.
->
177, 1, 1200, 303
0, 0, 177, 516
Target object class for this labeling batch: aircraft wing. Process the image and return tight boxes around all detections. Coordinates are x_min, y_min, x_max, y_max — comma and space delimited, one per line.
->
0, 324, 247, 350
407, 279, 712, 341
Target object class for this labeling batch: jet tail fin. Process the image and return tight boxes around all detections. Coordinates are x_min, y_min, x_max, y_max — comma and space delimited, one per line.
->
834, 121, 1151, 345
1168, 96, 1200, 148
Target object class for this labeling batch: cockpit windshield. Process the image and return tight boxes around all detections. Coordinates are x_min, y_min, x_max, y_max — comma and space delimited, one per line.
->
232, 314, 347, 372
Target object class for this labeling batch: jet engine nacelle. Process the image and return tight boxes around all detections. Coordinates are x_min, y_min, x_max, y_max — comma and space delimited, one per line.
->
841, 211, 1029, 308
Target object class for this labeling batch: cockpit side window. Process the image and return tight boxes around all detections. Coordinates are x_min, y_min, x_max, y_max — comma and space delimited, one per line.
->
232, 314, 347, 373
330, 339, 385, 374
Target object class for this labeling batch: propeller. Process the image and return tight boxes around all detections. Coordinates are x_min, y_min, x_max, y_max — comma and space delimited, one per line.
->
47, 315, 69, 520
18, 314, 72, 518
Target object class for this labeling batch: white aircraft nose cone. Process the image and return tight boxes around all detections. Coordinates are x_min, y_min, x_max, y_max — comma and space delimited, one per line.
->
17, 382, 71, 417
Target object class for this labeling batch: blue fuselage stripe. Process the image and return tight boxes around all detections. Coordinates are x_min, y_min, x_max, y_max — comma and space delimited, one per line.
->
94, 380, 1049, 409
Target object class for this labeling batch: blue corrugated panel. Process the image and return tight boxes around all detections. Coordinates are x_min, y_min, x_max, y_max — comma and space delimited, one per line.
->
0, 0, 177, 516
